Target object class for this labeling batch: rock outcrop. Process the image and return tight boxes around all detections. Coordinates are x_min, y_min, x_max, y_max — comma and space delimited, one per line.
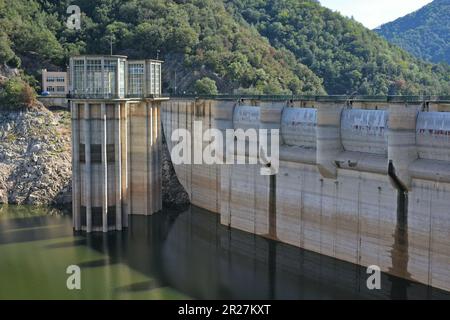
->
161, 128, 190, 210
0, 108, 71, 206
0, 106, 188, 210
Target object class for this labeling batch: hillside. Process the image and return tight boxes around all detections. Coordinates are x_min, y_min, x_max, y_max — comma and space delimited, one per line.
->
226, 0, 450, 95
0, 0, 449, 95
0, 0, 325, 95
376, 0, 450, 65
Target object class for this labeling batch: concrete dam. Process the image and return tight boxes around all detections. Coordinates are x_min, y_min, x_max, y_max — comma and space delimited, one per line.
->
160, 97, 450, 293
68, 55, 450, 293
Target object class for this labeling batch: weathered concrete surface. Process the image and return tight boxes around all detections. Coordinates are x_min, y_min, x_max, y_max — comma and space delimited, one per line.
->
162, 99, 222, 213
37, 96, 69, 109
72, 99, 164, 232
161, 98, 450, 292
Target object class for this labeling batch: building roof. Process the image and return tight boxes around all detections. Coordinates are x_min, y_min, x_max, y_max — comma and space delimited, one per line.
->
71, 55, 128, 59
70, 55, 163, 63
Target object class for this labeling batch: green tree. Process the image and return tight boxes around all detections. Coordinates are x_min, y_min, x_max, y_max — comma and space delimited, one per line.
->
0, 33, 15, 64
0, 77, 36, 109
195, 77, 218, 95
228, 0, 450, 95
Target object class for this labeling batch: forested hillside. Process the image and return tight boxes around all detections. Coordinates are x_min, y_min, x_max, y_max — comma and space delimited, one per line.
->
1, 0, 449, 96
376, 0, 450, 65
0, 0, 325, 95
226, 0, 450, 95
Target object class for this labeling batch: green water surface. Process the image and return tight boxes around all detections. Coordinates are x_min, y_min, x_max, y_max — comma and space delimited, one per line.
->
0, 204, 449, 300
0, 205, 188, 300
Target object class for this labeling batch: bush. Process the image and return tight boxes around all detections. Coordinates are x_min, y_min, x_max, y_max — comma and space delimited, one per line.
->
7, 55, 21, 68
194, 77, 218, 95
0, 33, 15, 64
0, 77, 36, 109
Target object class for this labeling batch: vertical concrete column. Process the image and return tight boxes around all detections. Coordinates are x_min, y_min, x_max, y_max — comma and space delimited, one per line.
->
316, 102, 344, 179
71, 102, 81, 231
211, 101, 236, 162
115, 102, 122, 230
145, 102, 152, 215
212, 101, 236, 227
140, 102, 151, 215
151, 103, 158, 213
259, 103, 284, 238
126, 103, 132, 219
83, 102, 92, 232
146, 101, 162, 214
101, 102, 108, 232
388, 103, 420, 190
121, 102, 129, 228
259, 103, 283, 174
156, 103, 162, 211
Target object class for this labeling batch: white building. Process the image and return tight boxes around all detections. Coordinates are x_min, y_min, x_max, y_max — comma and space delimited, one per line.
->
68, 55, 162, 98
41, 69, 69, 95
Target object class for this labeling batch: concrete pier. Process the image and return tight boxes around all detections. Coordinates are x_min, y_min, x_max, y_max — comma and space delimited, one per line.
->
71, 99, 165, 231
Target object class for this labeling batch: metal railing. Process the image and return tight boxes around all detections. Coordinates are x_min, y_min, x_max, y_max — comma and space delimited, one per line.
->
40, 93, 450, 103
166, 94, 450, 103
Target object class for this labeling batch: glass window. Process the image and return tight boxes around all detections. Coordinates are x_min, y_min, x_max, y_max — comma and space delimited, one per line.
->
104, 59, 117, 98
73, 59, 85, 95
127, 62, 144, 97
119, 60, 125, 98
86, 59, 102, 97
155, 64, 161, 95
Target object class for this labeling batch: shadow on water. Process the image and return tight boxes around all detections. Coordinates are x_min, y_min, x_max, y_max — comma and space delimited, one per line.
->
82, 205, 449, 300
0, 205, 72, 245
1, 204, 449, 299
44, 239, 87, 249
114, 280, 163, 294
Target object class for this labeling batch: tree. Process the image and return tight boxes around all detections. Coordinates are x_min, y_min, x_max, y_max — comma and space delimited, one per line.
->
0, 33, 15, 64
195, 77, 218, 95
0, 77, 36, 109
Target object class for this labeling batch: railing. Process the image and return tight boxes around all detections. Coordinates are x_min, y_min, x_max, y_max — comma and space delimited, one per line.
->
47, 93, 450, 103
167, 94, 450, 103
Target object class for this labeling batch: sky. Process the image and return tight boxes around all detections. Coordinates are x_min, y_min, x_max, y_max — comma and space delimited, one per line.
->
319, 0, 433, 29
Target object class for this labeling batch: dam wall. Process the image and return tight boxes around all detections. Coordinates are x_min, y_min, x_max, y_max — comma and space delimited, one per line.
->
161, 97, 450, 292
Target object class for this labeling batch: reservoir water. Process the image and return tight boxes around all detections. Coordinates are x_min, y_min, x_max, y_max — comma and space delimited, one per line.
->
0, 205, 448, 300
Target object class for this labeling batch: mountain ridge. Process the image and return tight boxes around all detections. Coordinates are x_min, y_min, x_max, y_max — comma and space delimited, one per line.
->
376, 0, 450, 65
0, 0, 449, 97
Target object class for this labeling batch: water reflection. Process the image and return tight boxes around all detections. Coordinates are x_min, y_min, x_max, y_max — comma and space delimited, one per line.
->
89, 206, 450, 300
0, 204, 449, 300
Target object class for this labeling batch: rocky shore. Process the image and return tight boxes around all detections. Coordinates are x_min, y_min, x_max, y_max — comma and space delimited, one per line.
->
0, 108, 72, 206
0, 106, 189, 210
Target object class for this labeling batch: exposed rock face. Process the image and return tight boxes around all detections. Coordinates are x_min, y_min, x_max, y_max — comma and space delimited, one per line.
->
0, 106, 188, 210
0, 109, 72, 206
0, 64, 19, 81
161, 128, 190, 210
